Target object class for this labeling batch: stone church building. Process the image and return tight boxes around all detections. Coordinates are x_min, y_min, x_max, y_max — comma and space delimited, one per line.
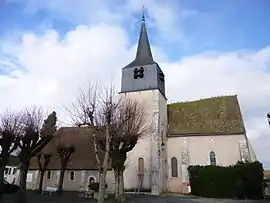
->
26, 16, 257, 194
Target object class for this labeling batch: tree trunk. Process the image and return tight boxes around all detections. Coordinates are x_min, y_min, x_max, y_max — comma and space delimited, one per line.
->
19, 162, 29, 203
114, 170, 120, 200
98, 171, 107, 203
38, 170, 45, 193
0, 165, 5, 201
58, 169, 65, 194
19, 163, 29, 192
119, 170, 124, 202
115, 169, 125, 203
98, 126, 110, 203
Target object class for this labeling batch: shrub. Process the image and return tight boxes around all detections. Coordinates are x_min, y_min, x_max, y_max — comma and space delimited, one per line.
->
188, 161, 264, 199
88, 182, 108, 192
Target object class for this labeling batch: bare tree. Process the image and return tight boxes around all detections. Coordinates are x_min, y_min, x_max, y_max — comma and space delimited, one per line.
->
36, 153, 52, 193
54, 133, 75, 194
17, 108, 57, 202
100, 98, 149, 203
0, 110, 21, 200
68, 83, 119, 203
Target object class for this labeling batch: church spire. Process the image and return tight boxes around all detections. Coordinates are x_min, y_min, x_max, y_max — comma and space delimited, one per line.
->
134, 8, 154, 65
124, 8, 155, 68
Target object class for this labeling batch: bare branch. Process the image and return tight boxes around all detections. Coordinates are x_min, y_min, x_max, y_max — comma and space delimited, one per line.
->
101, 96, 150, 202
66, 82, 101, 127
53, 128, 75, 194
0, 109, 22, 164
17, 108, 57, 193
107, 97, 149, 153
68, 81, 119, 203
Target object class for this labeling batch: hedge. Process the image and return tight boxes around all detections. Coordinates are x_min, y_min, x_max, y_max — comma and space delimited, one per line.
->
88, 182, 108, 192
188, 161, 264, 199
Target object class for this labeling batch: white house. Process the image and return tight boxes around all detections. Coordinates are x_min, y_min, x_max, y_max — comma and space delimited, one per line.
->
4, 155, 20, 185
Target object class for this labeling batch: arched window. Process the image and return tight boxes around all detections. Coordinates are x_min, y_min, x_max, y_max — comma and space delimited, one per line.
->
47, 170, 51, 180
138, 157, 144, 175
210, 151, 216, 165
171, 157, 178, 177
69, 171, 75, 181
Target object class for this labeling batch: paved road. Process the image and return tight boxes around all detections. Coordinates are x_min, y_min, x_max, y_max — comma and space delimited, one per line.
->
131, 195, 268, 203
2, 192, 269, 203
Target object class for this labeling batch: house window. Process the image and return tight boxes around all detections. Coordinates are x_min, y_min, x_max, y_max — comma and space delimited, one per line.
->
210, 151, 216, 165
133, 67, 144, 79
171, 157, 178, 177
4, 168, 8, 175
8, 168, 11, 175
69, 171, 75, 181
13, 168, 17, 175
138, 157, 144, 175
47, 170, 51, 180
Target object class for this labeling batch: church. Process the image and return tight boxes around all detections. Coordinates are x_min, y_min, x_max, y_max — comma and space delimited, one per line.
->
25, 15, 257, 195
119, 15, 257, 194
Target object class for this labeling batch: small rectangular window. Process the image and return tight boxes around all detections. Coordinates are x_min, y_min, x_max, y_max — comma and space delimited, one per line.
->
69, 171, 75, 181
13, 168, 17, 175
47, 170, 51, 180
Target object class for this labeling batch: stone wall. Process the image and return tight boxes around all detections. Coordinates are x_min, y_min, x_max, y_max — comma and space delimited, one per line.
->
166, 133, 255, 193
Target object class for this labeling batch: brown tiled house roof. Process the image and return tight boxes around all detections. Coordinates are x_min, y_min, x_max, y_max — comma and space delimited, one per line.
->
167, 95, 246, 136
29, 127, 109, 170
7, 155, 20, 167
264, 170, 270, 179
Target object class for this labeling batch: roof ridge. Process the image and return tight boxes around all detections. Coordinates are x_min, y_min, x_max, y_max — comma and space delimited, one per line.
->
168, 94, 238, 105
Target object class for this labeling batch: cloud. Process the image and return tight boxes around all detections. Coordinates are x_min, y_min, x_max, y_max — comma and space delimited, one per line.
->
1, 0, 270, 167
1, 22, 270, 164
9, 0, 192, 44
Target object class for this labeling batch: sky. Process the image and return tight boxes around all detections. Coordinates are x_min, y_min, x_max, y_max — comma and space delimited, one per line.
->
0, 0, 270, 168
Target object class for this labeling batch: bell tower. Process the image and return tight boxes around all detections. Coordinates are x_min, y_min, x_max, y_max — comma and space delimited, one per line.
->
120, 13, 166, 98
120, 12, 167, 195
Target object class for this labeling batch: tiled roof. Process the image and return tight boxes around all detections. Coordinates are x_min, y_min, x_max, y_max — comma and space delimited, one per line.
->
167, 95, 245, 135
29, 127, 110, 170
7, 155, 20, 167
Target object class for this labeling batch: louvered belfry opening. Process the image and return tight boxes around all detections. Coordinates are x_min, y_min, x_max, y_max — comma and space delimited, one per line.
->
133, 67, 144, 79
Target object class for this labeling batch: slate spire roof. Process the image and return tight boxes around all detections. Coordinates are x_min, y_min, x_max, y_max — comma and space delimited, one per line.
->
124, 11, 155, 68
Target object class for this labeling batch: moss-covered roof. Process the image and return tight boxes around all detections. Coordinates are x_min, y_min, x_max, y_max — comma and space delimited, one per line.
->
167, 95, 245, 135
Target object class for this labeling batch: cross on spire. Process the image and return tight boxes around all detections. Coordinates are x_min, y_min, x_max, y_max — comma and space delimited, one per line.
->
142, 6, 145, 22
